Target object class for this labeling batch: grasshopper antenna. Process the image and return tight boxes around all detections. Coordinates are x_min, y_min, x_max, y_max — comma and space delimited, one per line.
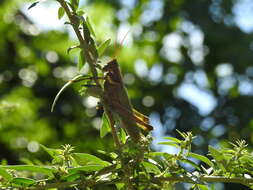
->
113, 29, 131, 59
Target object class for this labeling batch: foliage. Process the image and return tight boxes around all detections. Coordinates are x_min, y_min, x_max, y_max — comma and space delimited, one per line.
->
1, 0, 253, 189
0, 133, 253, 189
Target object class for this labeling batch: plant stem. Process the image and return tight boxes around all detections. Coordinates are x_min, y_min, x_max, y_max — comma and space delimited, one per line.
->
27, 175, 253, 189
57, 0, 99, 83
56, 0, 123, 149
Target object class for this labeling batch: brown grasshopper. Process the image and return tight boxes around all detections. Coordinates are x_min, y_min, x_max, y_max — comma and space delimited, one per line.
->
51, 59, 153, 143
101, 59, 153, 143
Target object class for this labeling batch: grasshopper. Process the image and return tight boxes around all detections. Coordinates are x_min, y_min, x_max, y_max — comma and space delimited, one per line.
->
101, 59, 153, 143
51, 59, 153, 143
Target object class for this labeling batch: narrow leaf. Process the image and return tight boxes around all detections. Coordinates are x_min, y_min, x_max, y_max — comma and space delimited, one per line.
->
163, 136, 181, 143
68, 165, 104, 173
148, 152, 166, 157
77, 10, 85, 16
86, 16, 96, 37
28, 2, 39, 10
98, 39, 111, 57
61, 173, 81, 181
180, 159, 200, 170
158, 142, 179, 148
11, 177, 36, 187
208, 145, 227, 171
70, 0, 79, 10
58, 7, 65, 20
196, 184, 209, 190
0, 167, 13, 181
119, 128, 127, 144
0, 165, 55, 176
188, 152, 214, 167
78, 50, 85, 71
72, 153, 110, 167
100, 113, 111, 138
141, 161, 161, 174
40, 144, 62, 160
51, 74, 83, 112
208, 146, 224, 162
67, 45, 80, 54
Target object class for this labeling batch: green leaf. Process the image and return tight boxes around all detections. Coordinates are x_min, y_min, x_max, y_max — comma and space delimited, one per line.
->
77, 10, 85, 16
208, 146, 224, 162
0, 165, 55, 176
58, 7, 65, 20
61, 173, 81, 181
78, 50, 85, 71
116, 183, 125, 190
86, 16, 96, 37
40, 144, 62, 159
0, 167, 13, 181
28, 1, 39, 10
180, 159, 200, 170
11, 177, 36, 187
148, 152, 166, 157
98, 39, 111, 57
141, 161, 161, 174
68, 165, 104, 173
72, 153, 110, 167
119, 128, 127, 144
100, 113, 111, 138
188, 152, 214, 167
208, 146, 227, 171
195, 184, 209, 190
158, 141, 179, 148
67, 45, 80, 54
51, 74, 83, 112
70, 0, 79, 10
163, 136, 181, 143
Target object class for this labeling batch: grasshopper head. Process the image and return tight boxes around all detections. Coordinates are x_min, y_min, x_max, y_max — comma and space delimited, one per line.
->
103, 59, 118, 72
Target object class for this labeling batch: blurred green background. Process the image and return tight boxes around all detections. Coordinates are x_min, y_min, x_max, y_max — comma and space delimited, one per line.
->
1, 0, 253, 189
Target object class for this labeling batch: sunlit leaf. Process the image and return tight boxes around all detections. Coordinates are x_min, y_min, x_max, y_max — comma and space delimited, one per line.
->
40, 144, 62, 160
51, 74, 83, 112
77, 10, 85, 16
61, 173, 81, 181
163, 136, 181, 143
0, 165, 55, 176
208, 146, 227, 171
158, 141, 179, 148
70, 0, 79, 10
67, 45, 80, 54
98, 39, 111, 57
142, 161, 161, 174
100, 113, 111, 138
148, 152, 166, 157
72, 153, 110, 167
180, 159, 200, 170
68, 165, 104, 173
11, 177, 36, 187
188, 152, 214, 167
58, 7, 65, 20
78, 50, 85, 71
208, 146, 224, 162
119, 128, 127, 144
195, 184, 209, 190
0, 167, 12, 181
116, 183, 125, 190
86, 16, 96, 37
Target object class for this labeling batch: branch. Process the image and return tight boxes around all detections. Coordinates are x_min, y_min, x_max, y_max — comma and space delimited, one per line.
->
154, 176, 253, 187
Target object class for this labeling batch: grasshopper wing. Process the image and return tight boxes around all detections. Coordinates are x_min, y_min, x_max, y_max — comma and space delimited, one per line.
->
112, 102, 153, 132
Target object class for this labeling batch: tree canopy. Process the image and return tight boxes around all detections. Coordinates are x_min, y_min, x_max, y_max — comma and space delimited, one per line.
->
0, 0, 253, 189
